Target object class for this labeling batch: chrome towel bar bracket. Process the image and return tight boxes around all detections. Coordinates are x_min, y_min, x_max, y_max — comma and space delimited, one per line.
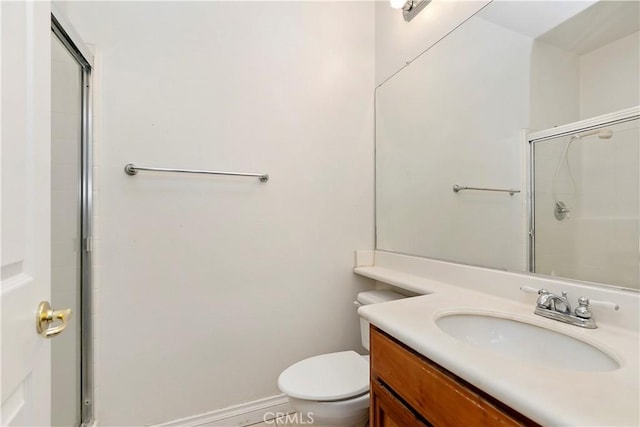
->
453, 184, 519, 196
124, 163, 269, 182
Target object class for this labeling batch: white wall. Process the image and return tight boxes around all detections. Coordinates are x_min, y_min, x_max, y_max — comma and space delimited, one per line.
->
59, 2, 375, 425
375, 0, 490, 85
376, 16, 530, 271
529, 39, 580, 131
580, 31, 640, 119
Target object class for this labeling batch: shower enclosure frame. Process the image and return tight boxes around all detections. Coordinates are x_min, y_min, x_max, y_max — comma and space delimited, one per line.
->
51, 9, 95, 426
526, 105, 640, 278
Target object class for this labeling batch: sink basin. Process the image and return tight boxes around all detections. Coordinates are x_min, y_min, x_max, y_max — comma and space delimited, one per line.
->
436, 313, 620, 372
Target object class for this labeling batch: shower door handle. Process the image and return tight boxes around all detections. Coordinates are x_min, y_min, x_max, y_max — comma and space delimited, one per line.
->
36, 301, 72, 338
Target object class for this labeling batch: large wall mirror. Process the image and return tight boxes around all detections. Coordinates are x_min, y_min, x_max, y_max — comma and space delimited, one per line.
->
376, 0, 639, 290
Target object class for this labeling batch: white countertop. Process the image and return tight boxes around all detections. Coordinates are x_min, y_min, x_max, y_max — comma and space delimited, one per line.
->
357, 281, 640, 426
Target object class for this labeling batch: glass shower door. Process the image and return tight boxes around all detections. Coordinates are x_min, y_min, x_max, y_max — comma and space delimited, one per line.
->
51, 30, 83, 427
533, 117, 639, 289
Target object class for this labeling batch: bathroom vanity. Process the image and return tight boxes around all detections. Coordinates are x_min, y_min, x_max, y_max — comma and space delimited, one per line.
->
369, 326, 536, 426
356, 251, 640, 426
367, 1, 639, 424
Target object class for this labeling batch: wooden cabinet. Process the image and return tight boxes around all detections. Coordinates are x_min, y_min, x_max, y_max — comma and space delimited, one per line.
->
370, 378, 429, 427
369, 326, 538, 427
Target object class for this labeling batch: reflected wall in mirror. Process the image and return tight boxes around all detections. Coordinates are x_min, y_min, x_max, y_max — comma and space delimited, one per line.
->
532, 115, 639, 289
376, 0, 639, 290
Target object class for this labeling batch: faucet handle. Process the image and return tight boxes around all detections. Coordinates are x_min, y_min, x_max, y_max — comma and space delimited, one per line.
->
583, 297, 619, 311
574, 296, 592, 319
519, 286, 548, 295
575, 296, 619, 320
519, 285, 537, 294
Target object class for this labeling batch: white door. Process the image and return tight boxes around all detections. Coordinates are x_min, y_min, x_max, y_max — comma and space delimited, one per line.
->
1, 1, 54, 425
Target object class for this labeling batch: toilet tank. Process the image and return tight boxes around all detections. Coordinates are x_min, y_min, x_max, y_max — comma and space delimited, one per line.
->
356, 290, 405, 351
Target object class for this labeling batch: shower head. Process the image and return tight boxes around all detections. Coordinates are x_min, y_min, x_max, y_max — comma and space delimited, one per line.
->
574, 128, 614, 140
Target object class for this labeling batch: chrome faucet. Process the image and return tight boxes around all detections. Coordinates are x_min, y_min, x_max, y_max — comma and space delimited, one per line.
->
534, 289, 595, 328
537, 290, 572, 315
520, 286, 620, 329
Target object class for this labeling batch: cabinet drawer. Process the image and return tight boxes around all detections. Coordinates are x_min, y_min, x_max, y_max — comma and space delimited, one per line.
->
370, 326, 535, 427
371, 379, 429, 427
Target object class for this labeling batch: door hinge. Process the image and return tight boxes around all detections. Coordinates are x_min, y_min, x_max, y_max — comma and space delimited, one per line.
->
83, 237, 93, 252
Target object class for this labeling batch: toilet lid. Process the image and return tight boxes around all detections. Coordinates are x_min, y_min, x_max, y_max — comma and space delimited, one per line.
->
277, 351, 369, 402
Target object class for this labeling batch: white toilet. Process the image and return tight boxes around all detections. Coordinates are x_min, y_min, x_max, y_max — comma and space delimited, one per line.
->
277, 290, 405, 426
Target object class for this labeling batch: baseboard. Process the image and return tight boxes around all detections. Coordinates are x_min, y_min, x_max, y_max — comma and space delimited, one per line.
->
151, 394, 293, 427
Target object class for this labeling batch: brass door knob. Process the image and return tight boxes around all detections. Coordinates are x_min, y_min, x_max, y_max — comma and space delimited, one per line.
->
36, 301, 72, 338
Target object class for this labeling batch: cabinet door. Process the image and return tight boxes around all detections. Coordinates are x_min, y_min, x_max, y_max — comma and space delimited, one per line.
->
370, 327, 536, 427
370, 380, 429, 427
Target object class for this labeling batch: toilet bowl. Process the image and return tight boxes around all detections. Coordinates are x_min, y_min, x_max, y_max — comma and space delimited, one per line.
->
277, 291, 405, 426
